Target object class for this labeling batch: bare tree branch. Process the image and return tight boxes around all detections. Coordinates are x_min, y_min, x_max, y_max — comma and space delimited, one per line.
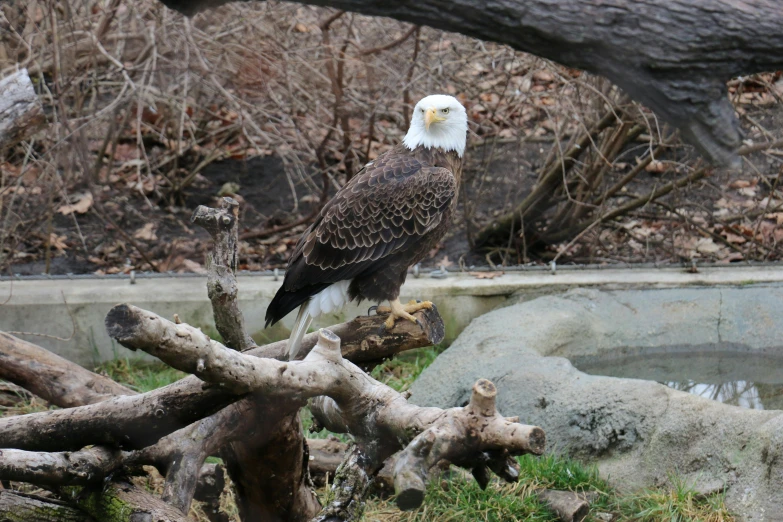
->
0, 332, 134, 407
155, 0, 783, 167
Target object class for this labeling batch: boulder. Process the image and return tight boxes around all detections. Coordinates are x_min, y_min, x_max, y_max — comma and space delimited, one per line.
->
410, 286, 783, 521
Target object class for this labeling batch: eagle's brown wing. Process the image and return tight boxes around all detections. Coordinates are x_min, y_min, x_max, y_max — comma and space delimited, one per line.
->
265, 150, 456, 326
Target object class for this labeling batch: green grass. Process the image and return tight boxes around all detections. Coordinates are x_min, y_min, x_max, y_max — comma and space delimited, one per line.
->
364, 455, 732, 522
94, 358, 187, 393
370, 346, 445, 392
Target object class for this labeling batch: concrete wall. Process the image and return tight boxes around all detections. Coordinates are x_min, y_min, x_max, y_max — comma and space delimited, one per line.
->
3, 266, 783, 365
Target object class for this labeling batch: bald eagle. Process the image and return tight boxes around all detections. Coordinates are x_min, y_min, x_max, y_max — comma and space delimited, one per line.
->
265, 94, 467, 359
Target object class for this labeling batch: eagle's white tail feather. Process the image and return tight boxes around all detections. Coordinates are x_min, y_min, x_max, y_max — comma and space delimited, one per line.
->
288, 302, 313, 361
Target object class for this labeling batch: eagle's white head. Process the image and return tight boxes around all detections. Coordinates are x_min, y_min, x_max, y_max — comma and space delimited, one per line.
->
403, 94, 468, 158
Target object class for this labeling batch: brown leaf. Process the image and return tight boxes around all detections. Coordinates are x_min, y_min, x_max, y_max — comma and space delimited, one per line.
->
48, 234, 68, 253
645, 160, 667, 173
469, 271, 504, 279
437, 255, 454, 268
722, 231, 747, 244
181, 259, 207, 274
57, 192, 93, 215
729, 179, 753, 189
133, 223, 158, 241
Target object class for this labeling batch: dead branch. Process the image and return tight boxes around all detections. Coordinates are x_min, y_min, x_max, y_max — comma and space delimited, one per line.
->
0, 491, 93, 522
0, 446, 128, 486
0, 69, 45, 153
0, 376, 238, 452
191, 198, 255, 351
106, 309, 546, 511
308, 437, 348, 487
0, 332, 134, 407
158, 0, 783, 167
66, 480, 189, 522
536, 489, 590, 522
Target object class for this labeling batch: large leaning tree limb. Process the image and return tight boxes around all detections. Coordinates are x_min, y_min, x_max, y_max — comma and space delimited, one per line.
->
0, 197, 546, 522
156, 0, 783, 168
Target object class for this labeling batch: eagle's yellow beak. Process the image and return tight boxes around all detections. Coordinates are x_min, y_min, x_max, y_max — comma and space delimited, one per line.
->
424, 107, 445, 130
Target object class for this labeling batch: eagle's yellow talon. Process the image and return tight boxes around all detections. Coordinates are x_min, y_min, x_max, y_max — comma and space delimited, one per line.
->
380, 298, 433, 329
384, 315, 396, 330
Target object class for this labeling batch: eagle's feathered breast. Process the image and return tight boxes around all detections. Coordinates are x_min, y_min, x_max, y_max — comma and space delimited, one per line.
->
265, 144, 462, 326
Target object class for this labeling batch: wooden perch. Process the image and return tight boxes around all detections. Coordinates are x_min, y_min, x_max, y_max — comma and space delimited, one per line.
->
156, 0, 783, 167
0, 332, 134, 407
0, 491, 93, 522
0, 69, 45, 152
0, 376, 237, 451
0, 198, 541, 522
107, 310, 545, 511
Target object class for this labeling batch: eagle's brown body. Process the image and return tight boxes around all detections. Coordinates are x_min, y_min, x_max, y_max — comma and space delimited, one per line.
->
265, 144, 463, 327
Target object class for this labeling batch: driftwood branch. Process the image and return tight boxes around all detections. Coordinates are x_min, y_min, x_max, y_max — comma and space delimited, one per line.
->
107, 309, 546, 512
0, 69, 45, 152
536, 489, 590, 522
156, 0, 783, 167
0, 491, 93, 522
191, 198, 255, 351
65, 480, 189, 522
0, 374, 237, 451
0, 332, 134, 407
0, 197, 538, 522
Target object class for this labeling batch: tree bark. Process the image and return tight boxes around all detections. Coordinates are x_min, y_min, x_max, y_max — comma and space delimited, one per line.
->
0, 491, 93, 522
0, 332, 134, 407
0, 69, 45, 153
107, 311, 546, 511
536, 489, 590, 522
65, 481, 189, 522
157, 0, 783, 167
0, 377, 238, 451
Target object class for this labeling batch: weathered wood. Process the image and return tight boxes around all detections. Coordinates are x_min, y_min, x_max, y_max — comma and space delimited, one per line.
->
191, 198, 255, 352
307, 437, 348, 487
110, 314, 546, 512
0, 332, 135, 407
246, 307, 444, 363
0, 69, 45, 152
192, 197, 323, 522
0, 376, 238, 452
0, 446, 127, 486
158, 0, 783, 167
0, 490, 93, 522
67, 480, 189, 522
536, 489, 590, 522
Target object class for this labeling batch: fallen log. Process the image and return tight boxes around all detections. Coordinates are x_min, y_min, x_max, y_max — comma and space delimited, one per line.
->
0, 332, 134, 407
537, 489, 590, 522
0, 491, 93, 522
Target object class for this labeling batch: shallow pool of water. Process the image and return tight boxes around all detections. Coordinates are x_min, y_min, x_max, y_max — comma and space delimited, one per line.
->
570, 343, 783, 410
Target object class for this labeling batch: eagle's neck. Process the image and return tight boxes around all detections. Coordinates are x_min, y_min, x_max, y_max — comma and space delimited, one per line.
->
409, 146, 464, 187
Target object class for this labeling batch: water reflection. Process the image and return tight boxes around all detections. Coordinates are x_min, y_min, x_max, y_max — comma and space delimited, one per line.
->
570, 344, 783, 411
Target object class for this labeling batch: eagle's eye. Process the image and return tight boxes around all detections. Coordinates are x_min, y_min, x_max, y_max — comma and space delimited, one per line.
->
441, 108, 450, 114
420, 108, 425, 113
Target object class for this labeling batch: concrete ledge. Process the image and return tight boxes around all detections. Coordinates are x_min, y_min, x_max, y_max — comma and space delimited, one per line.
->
3, 266, 783, 365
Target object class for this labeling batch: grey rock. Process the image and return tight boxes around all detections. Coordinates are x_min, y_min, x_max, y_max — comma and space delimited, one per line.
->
410, 286, 783, 521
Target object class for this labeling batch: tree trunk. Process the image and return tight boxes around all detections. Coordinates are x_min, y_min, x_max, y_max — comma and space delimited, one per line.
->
0, 491, 93, 522
0, 69, 45, 153
157, 0, 783, 167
